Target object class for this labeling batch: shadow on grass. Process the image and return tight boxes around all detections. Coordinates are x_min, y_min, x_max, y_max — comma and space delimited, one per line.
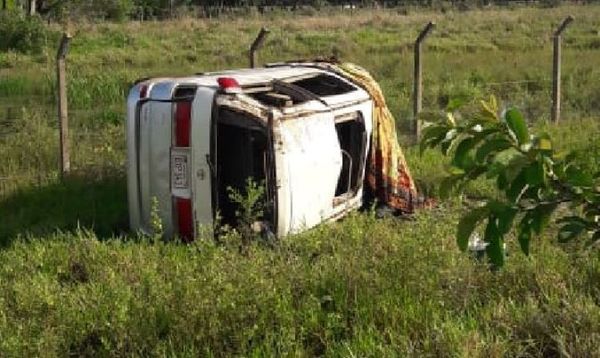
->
0, 172, 128, 247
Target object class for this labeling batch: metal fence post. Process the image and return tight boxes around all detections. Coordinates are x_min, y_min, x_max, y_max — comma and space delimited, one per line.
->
413, 21, 435, 139
249, 27, 270, 68
56, 33, 72, 177
551, 15, 574, 123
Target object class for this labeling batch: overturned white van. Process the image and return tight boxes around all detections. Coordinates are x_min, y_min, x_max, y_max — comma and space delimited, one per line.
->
127, 62, 376, 241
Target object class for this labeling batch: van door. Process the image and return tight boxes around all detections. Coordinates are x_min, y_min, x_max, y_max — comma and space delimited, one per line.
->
132, 85, 214, 240
274, 112, 342, 235
189, 87, 215, 235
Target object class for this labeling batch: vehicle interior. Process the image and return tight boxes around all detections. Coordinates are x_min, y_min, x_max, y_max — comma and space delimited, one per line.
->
212, 74, 366, 229
213, 107, 274, 229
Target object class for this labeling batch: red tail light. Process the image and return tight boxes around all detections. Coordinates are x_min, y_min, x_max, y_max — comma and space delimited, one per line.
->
217, 77, 241, 94
140, 84, 148, 99
173, 98, 193, 241
175, 101, 191, 147
176, 197, 193, 242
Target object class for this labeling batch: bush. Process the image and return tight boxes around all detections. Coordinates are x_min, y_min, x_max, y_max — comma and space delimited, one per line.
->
0, 11, 49, 54
421, 97, 600, 267
99, 0, 134, 21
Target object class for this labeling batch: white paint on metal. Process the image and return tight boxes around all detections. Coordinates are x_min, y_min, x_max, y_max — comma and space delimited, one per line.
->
126, 84, 142, 231
139, 100, 174, 235
276, 111, 342, 234
190, 87, 215, 230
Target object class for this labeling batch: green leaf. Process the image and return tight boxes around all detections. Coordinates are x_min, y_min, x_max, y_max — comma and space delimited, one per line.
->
491, 149, 528, 185
558, 223, 587, 242
485, 201, 518, 237
452, 137, 476, 168
525, 160, 545, 186
517, 217, 532, 255
557, 216, 592, 229
496, 206, 518, 236
457, 206, 489, 251
497, 171, 509, 190
565, 165, 594, 187
503, 152, 531, 184
507, 170, 528, 203
484, 217, 505, 268
465, 166, 487, 180
504, 108, 529, 145
530, 203, 558, 235
420, 125, 449, 153
475, 138, 512, 163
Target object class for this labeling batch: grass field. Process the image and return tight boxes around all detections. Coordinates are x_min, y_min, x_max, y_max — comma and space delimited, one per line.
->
1, 4, 600, 356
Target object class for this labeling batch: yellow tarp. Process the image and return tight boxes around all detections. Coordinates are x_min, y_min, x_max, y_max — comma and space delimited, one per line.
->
333, 62, 421, 213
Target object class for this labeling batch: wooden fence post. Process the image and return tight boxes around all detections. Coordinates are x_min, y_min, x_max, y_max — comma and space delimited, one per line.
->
56, 33, 72, 177
551, 15, 574, 123
249, 27, 270, 68
413, 21, 435, 139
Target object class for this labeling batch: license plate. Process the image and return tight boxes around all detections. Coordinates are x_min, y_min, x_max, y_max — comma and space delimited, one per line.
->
171, 149, 190, 190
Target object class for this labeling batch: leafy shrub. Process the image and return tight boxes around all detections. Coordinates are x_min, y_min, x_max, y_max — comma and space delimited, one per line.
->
103, 0, 134, 21
421, 97, 600, 267
0, 11, 49, 54
226, 178, 267, 245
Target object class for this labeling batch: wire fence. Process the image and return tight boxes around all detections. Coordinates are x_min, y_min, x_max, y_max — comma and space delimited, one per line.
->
0, 76, 578, 199
0, 96, 126, 198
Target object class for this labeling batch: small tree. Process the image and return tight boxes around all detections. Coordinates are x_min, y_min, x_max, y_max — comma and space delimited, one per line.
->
421, 97, 600, 267
227, 178, 266, 246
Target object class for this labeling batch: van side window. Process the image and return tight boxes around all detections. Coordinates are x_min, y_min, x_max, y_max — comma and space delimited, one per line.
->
333, 112, 367, 204
290, 74, 356, 97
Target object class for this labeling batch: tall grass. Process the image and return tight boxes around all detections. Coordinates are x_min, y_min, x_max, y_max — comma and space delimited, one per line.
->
1, 211, 600, 356
1, 4, 600, 356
